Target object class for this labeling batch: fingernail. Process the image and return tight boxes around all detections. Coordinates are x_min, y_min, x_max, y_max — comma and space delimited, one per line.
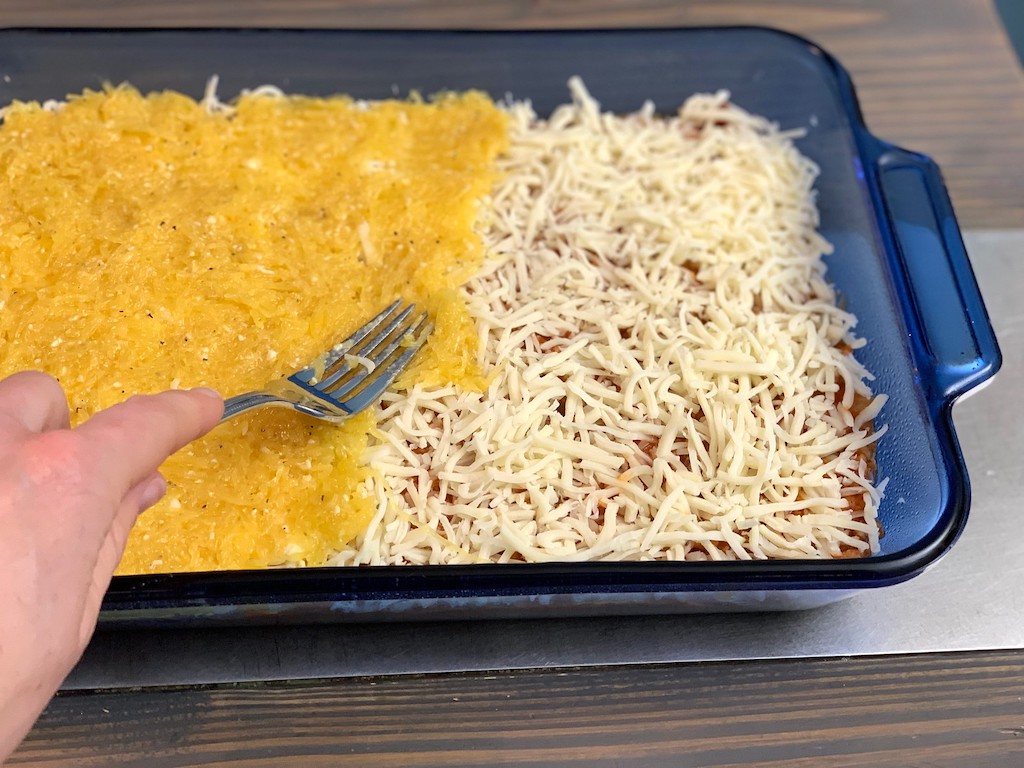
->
139, 475, 167, 511
190, 387, 222, 401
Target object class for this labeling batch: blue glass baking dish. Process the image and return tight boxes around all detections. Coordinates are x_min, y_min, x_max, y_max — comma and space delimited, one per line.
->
0, 26, 1000, 623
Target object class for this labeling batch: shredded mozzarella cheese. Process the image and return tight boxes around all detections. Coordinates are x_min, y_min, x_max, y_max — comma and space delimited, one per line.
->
331, 78, 886, 566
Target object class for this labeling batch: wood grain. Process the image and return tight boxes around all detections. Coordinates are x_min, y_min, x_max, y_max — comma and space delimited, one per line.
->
11, 651, 1024, 767
0, 0, 1021, 227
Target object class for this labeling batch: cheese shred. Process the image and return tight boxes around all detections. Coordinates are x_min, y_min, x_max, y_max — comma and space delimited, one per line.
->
334, 78, 886, 565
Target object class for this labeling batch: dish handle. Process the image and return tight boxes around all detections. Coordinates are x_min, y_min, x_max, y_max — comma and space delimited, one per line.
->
875, 147, 1002, 401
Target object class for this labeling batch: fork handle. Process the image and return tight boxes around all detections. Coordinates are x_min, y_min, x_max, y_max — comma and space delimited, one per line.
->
220, 392, 284, 422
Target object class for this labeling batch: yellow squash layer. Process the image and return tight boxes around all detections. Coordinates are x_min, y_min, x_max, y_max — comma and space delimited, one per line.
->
0, 85, 508, 573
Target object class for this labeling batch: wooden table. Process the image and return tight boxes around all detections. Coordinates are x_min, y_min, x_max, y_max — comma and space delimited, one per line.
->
8, 1, 1024, 765
14, 652, 1024, 766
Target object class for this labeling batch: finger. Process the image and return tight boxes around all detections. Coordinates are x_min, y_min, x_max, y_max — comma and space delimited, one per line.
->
134, 473, 169, 514
73, 388, 223, 493
0, 371, 71, 433
101, 472, 165, 575
79, 472, 167, 648
110, 472, 165, 557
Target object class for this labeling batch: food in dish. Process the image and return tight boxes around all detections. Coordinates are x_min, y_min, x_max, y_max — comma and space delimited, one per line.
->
342, 78, 887, 564
0, 78, 885, 572
0, 82, 507, 573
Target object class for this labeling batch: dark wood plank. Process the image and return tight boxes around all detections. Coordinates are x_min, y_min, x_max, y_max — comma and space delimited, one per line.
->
0, 0, 1021, 227
11, 651, 1024, 767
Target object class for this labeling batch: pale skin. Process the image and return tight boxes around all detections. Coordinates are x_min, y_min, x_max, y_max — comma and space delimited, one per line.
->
0, 372, 223, 761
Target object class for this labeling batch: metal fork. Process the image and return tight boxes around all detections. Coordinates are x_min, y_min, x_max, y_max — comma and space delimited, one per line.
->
220, 301, 431, 424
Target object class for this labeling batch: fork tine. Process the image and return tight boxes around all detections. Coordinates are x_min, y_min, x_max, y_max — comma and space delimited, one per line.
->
223, 301, 432, 425
316, 303, 418, 391
292, 300, 403, 385
332, 321, 432, 414
324, 312, 428, 399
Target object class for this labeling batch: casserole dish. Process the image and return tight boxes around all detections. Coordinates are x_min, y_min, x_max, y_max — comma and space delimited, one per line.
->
0, 27, 1000, 623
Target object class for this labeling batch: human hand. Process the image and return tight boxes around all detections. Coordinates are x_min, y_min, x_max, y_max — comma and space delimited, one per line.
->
0, 372, 223, 761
